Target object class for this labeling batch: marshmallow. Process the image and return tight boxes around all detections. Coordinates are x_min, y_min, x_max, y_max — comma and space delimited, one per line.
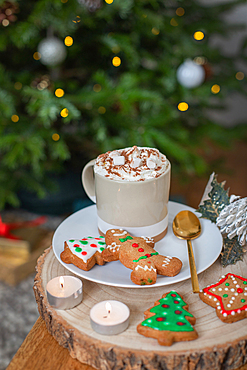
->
131, 157, 141, 168
113, 156, 125, 166
147, 158, 156, 169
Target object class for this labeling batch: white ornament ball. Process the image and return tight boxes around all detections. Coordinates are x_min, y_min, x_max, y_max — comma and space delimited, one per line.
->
38, 37, 67, 66
177, 59, 205, 88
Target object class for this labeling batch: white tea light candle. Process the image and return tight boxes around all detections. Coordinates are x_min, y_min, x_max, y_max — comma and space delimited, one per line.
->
90, 300, 130, 335
46, 276, 83, 310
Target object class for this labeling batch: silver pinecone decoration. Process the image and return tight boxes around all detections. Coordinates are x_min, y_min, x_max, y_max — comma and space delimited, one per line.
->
216, 195, 247, 246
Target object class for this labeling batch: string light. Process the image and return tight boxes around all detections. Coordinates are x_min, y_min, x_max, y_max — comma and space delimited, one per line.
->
170, 18, 178, 27
61, 0, 68, 3
60, 108, 69, 117
33, 52, 41, 60
177, 102, 189, 112
211, 84, 220, 94
14, 82, 22, 90
176, 7, 185, 16
11, 115, 19, 122
105, 0, 113, 4
55, 88, 65, 97
151, 27, 160, 35
194, 31, 205, 41
112, 56, 121, 67
98, 106, 106, 114
93, 84, 102, 92
64, 36, 73, 47
52, 133, 60, 141
235, 71, 244, 81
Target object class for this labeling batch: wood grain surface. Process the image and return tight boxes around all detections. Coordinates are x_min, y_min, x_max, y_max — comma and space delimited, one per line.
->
33, 246, 247, 370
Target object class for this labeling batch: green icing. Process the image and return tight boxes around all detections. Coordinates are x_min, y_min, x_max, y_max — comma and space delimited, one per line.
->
243, 281, 247, 285
141, 291, 195, 332
119, 236, 133, 242
133, 252, 158, 263
148, 279, 153, 283
223, 294, 228, 298
100, 247, 105, 251
75, 247, 82, 252
241, 299, 246, 303
98, 242, 106, 245
80, 240, 88, 245
69, 240, 75, 242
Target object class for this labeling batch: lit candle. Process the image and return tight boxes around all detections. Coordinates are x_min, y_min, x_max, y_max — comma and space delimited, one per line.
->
90, 300, 130, 335
46, 276, 83, 310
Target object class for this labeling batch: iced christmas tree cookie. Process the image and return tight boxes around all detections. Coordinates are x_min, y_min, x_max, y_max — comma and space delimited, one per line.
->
137, 291, 198, 345
199, 273, 247, 323
61, 237, 106, 271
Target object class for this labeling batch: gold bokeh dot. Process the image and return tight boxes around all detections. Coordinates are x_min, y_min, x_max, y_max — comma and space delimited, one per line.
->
105, 0, 113, 3
235, 71, 244, 81
176, 7, 185, 16
112, 56, 121, 67
93, 84, 102, 92
64, 36, 73, 47
14, 82, 22, 90
170, 18, 178, 27
55, 88, 65, 98
177, 102, 189, 112
11, 115, 19, 122
194, 31, 205, 41
60, 108, 69, 117
98, 106, 106, 114
33, 52, 41, 60
151, 27, 160, 35
211, 84, 220, 94
52, 133, 60, 141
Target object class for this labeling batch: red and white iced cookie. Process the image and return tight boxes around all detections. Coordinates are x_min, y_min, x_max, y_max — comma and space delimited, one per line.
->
199, 273, 247, 323
60, 237, 106, 271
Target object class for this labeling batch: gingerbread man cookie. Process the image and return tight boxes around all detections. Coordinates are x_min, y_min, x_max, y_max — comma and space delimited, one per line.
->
137, 291, 198, 346
199, 273, 247, 323
61, 237, 106, 271
103, 229, 182, 285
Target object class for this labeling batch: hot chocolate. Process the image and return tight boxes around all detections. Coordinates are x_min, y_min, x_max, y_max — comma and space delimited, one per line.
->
94, 146, 169, 182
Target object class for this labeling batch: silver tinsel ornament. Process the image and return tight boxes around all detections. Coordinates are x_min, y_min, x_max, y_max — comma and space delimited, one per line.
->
38, 37, 67, 66
177, 59, 205, 88
216, 195, 247, 246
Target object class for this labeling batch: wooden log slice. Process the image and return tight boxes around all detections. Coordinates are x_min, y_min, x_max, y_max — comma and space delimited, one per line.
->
34, 246, 247, 370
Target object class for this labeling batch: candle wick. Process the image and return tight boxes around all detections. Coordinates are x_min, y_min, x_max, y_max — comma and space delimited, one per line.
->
61, 283, 64, 288
103, 310, 111, 319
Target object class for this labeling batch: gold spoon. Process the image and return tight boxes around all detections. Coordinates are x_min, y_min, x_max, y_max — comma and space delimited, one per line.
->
172, 210, 201, 293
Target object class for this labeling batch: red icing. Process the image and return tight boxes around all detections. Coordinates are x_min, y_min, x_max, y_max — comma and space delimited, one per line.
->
90, 244, 97, 248
175, 310, 182, 315
81, 251, 87, 255
203, 273, 247, 316
138, 248, 144, 252
171, 293, 176, 297
156, 317, 166, 322
174, 300, 179, 304
73, 244, 79, 248
177, 322, 185, 326
145, 254, 151, 258
132, 243, 139, 248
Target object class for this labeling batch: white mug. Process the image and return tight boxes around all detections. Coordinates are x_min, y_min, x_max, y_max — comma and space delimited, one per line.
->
82, 158, 171, 242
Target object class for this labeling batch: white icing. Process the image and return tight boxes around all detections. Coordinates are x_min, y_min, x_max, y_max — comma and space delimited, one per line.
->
112, 230, 127, 236
135, 265, 156, 272
66, 237, 106, 263
107, 242, 121, 251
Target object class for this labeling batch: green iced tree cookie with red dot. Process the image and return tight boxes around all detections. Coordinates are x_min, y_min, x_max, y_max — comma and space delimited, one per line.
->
137, 291, 198, 346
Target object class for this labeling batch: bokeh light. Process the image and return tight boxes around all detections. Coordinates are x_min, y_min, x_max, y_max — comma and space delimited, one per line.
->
14, 82, 22, 90
64, 36, 73, 47
55, 88, 65, 97
60, 108, 69, 117
170, 18, 178, 26
235, 71, 244, 81
52, 133, 60, 141
33, 52, 41, 60
211, 84, 220, 94
93, 84, 102, 92
193, 31, 205, 41
98, 106, 106, 114
176, 7, 185, 16
105, 0, 113, 3
177, 102, 189, 111
112, 56, 121, 67
151, 27, 160, 35
11, 115, 19, 122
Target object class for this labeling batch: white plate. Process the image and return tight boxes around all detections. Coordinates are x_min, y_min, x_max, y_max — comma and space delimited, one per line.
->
52, 201, 222, 288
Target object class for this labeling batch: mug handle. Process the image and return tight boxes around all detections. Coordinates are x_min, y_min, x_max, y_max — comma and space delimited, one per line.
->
82, 159, 96, 203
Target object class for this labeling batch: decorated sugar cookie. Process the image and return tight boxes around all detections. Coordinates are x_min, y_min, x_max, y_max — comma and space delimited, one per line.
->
102, 229, 182, 286
60, 237, 106, 271
137, 291, 198, 346
199, 273, 247, 323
